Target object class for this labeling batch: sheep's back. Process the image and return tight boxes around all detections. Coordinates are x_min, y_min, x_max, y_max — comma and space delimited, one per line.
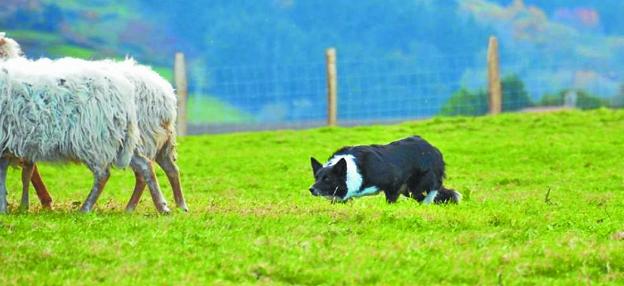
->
0, 58, 139, 168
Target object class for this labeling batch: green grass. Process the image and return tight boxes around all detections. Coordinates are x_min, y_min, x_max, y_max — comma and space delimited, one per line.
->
187, 95, 253, 124
47, 44, 96, 59
151, 66, 174, 83
1, 109, 624, 285
4, 30, 63, 44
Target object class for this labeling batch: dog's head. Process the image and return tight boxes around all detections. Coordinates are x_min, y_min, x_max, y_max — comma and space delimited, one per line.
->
309, 157, 348, 201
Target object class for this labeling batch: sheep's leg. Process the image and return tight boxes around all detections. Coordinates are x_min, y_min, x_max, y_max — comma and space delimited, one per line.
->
80, 167, 110, 213
124, 170, 146, 212
19, 161, 35, 211
156, 147, 188, 212
0, 158, 9, 214
130, 154, 170, 214
30, 164, 53, 209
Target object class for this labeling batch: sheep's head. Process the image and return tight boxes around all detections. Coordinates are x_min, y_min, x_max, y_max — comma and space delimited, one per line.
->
0, 32, 23, 59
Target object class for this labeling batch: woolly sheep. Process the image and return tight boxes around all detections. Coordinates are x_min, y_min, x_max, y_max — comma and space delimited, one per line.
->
0, 32, 22, 58
0, 57, 172, 213
0, 33, 186, 213
50, 57, 188, 212
0, 32, 53, 208
105, 59, 188, 212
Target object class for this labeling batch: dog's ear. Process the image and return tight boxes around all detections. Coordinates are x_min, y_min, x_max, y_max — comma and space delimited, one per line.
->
0, 38, 5, 46
310, 157, 322, 176
332, 158, 347, 177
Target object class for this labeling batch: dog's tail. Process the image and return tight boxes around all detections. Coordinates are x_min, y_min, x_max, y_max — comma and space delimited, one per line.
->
436, 186, 462, 204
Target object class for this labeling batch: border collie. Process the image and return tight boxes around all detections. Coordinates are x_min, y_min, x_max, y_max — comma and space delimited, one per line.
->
309, 136, 461, 204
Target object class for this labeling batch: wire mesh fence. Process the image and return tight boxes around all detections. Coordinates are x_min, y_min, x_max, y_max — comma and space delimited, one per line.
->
185, 47, 624, 134
188, 62, 327, 133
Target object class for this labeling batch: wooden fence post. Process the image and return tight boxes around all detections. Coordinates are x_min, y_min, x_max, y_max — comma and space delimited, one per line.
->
326, 48, 338, 126
487, 36, 502, 114
174, 52, 188, 136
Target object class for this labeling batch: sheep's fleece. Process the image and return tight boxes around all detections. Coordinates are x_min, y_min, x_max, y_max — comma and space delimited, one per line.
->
0, 57, 139, 168
57, 57, 178, 160
0, 32, 22, 59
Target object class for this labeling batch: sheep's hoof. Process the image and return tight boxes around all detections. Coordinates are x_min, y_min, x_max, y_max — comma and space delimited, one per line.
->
41, 201, 53, 210
159, 205, 171, 215
177, 203, 189, 212
125, 205, 137, 213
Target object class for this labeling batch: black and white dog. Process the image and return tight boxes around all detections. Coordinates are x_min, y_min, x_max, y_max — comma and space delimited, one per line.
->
309, 136, 461, 204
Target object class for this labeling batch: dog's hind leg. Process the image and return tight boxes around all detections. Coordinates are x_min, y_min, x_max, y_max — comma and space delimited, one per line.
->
423, 190, 438, 205
408, 170, 441, 205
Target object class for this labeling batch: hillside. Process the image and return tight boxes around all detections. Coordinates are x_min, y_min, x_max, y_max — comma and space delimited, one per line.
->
1, 0, 175, 65
2, 0, 623, 123
0, 110, 623, 284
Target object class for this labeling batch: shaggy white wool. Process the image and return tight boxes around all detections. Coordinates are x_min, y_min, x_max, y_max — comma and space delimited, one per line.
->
101, 58, 176, 159
55, 57, 177, 160
0, 57, 139, 169
0, 33, 22, 59
0, 35, 176, 163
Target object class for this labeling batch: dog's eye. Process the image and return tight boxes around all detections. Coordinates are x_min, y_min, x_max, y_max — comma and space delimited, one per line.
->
322, 176, 329, 182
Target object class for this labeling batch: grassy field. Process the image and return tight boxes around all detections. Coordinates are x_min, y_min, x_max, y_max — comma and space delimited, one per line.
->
187, 96, 253, 124
0, 110, 623, 285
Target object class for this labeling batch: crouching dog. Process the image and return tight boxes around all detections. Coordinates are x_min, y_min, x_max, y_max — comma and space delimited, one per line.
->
309, 136, 461, 204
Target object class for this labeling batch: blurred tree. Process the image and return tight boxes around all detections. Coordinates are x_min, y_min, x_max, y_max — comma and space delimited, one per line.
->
440, 88, 488, 116
501, 74, 532, 111
441, 74, 532, 116
539, 89, 608, 109
610, 84, 624, 108
539, 93, 563, 106
574, 90, 608, 109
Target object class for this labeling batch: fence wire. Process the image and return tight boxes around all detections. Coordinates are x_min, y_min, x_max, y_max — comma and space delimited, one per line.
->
187, 51, 623, 134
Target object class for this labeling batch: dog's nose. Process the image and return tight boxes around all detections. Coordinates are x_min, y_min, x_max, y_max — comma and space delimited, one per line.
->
309, 188, 318, 196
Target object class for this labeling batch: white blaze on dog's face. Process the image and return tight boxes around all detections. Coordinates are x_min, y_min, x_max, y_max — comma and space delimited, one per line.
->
309, 155, 364, 201
0, 33, 23, 59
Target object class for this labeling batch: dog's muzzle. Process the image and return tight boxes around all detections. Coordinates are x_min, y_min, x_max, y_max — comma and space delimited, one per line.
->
309, 187, 320, 196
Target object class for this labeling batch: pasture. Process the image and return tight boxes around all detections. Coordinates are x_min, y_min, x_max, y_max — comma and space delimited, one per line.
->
0, 109, 623, 285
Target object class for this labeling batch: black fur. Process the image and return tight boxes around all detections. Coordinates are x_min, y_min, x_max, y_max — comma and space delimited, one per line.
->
309, 136, 460, 204
310, 157, 349, 199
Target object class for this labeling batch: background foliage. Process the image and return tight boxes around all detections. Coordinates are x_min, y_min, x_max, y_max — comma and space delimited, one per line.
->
2, 0, 623, 122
